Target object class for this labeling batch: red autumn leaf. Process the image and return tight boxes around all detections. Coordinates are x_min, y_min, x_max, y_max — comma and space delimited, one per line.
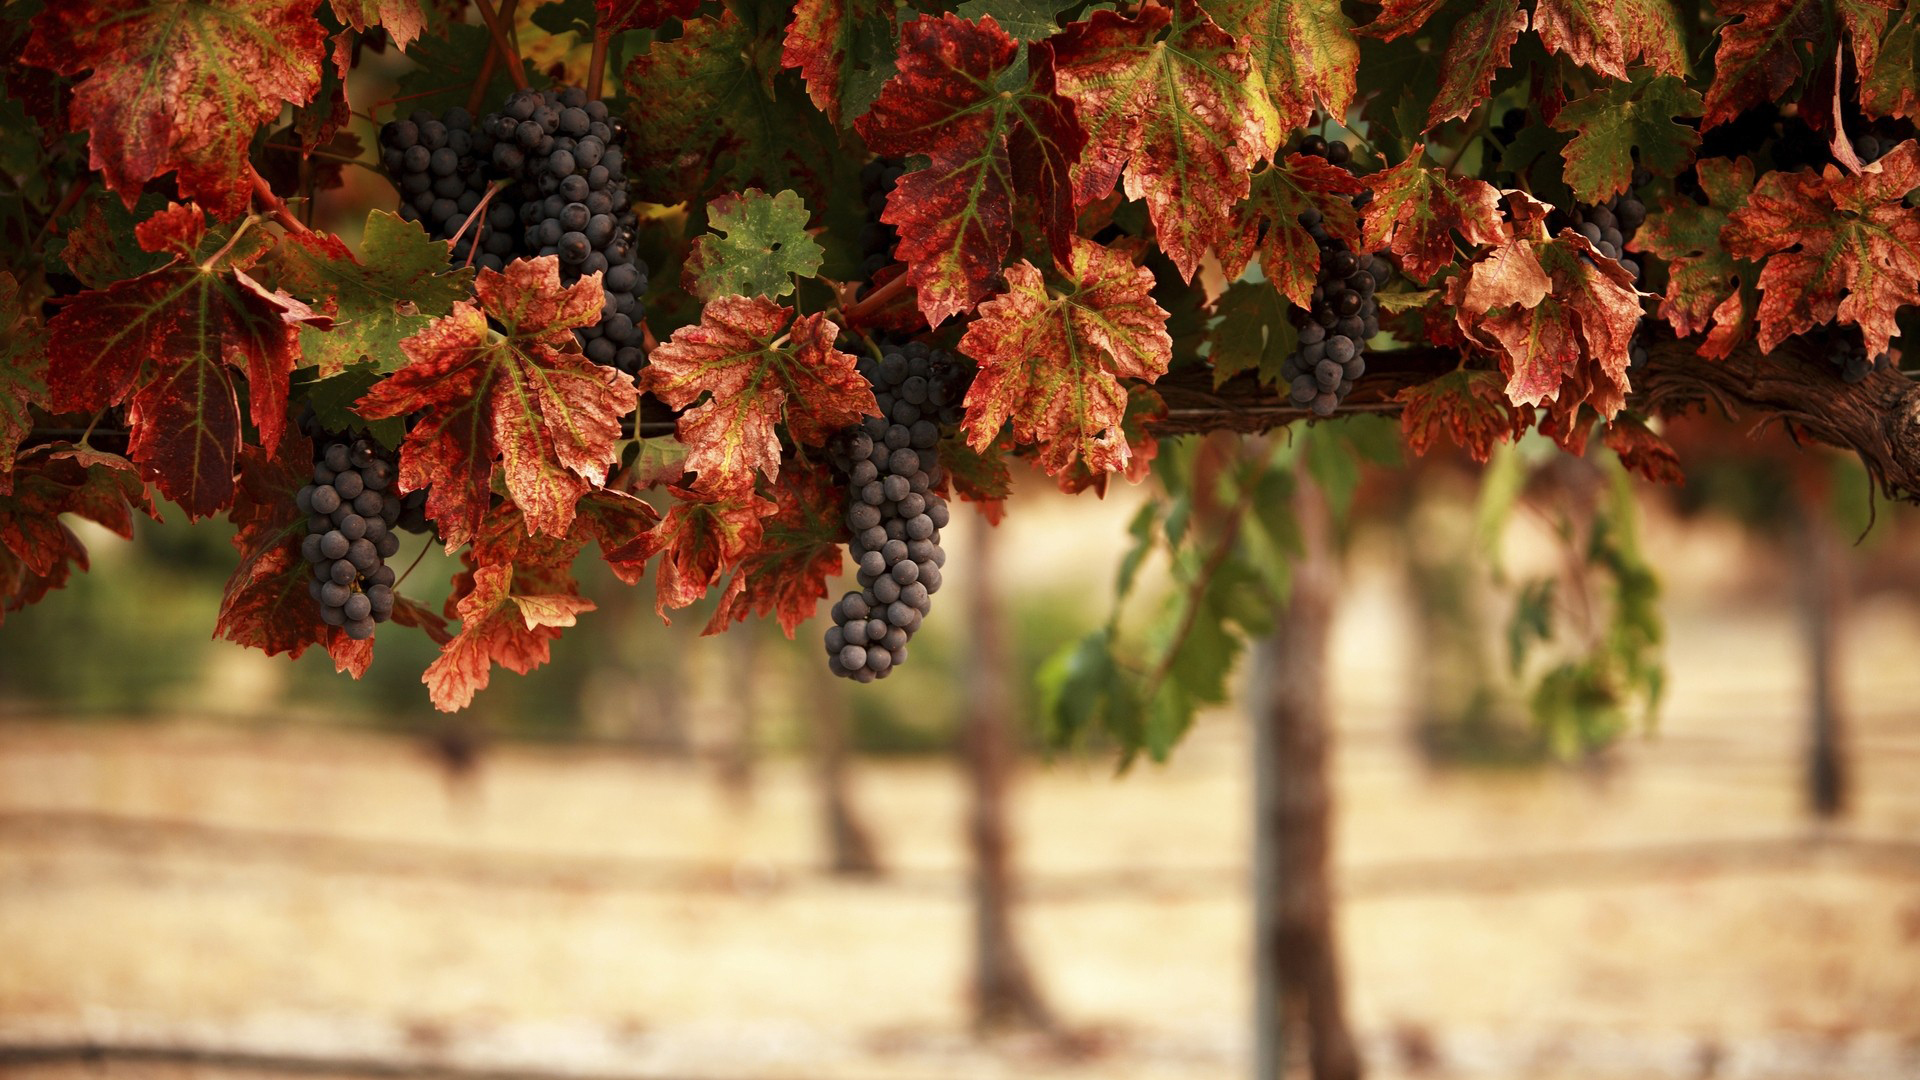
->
1395, 368, 1531, 464
640, 295, 874, 495
328, 0, 427, 51
0, 451, 151, 623
1721, 141, 1920, 358
424, 560, 595, 712
0, 273, 50, 496
958, 237, 1173, 478
1053, 383, 1165, 497
1629, 156, 1758, 358
357, 257, 637, 549
45, 204, 327, 518
21, 0, 328, 217
628, 484, 778, 620
597, 0, 703, 35
781, 0, 893, 125
1532, 0, 1629, 79
1425, 0, 1527, 130
1052, 0, 1273, 282
1453, 225, 1644, 421
1219, 153, 1366, 309
1603, 414, 1685, 485
1862, 3, 1918, 121
939, 430, 1013, 524
1361, 148, 1506, 284
704, 459, 848, 636
1356, 0, 1448, 39
1207, 0, 1358, 135
1699, 0, 1827, 130
852, 15, 1084, 326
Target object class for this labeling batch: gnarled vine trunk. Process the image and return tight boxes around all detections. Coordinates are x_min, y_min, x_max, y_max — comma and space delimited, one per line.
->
1792, 489, 1851, 819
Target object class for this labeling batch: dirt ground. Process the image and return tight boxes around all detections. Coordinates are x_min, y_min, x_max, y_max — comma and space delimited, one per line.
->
1, 512, 1919, 1079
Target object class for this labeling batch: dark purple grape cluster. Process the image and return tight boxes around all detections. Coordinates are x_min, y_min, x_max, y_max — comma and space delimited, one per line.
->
1282, 136, 1386, 416
478, 87, 648, 375
298, 436, 405, 640
1821, 329, 1897, 383
858, 158, 905, 282
377, 107, 502, 268
821, 342, 972, 682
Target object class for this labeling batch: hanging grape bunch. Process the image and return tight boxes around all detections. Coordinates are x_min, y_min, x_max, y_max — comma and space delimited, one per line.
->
298, 435, 406, 641
1551, 180, 1652, 371
376, 107, 500, 267
822, 341, 973, 682
1283, 135, 1391, 417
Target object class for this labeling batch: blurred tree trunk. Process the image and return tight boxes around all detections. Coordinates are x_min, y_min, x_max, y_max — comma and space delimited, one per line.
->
717, 626, 758, 805
808, 657, 883, 875
964, 516, 1054, 1033
1252, 467, 1361, 1080
1792, 490, 1850, 819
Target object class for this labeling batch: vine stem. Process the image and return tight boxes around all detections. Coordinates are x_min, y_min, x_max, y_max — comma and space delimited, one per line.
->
248, 166, 314, 237
588, 27, 611, 101
393, 535, 433, 589
447, 180, 509, 262
1437, 104, 1486, 173
842, 270, 914, 323
474, 0, 531, 92
466, 45, 499, 116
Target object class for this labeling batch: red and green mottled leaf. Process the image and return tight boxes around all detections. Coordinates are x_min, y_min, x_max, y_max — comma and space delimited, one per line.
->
1203, 0, 1356, 136
264, 211, 474, 377
854, 15, 1084, 326
1356, 0, 1448, 40
958, 238, 1172, 478
1395, 368, 1530, 463
424, 560, 594, 712
1425, 0, 1526, 130
781, 0, 895, 124
45, 207, 327, 518
1618, 0, 1691, 77
1629, 156, 1757, 358
0, 451, 151, 624
939, 429, 1013, 523
641, 296, 874, 495
357, 257, 636, 548
0, 273, 49, 495
684, 189, 825, 302
21, 0, 328, 217
705, 460, 847, 636
1603, 415, 1684, 485
956, 0, 1077, 42
1699, 0, 1827, 130
1361, 148, 1506, 283
328, 0, 427, 50
1721, 142, 1920, 357
1053, 0, 1273, 282
597, 0, 703, 35
1532, 0, 1628, 79
630, 484, 778, 619
1552, 75, 1704, 203
1219, 154, 1365, 309
1862, 4, 1919, 120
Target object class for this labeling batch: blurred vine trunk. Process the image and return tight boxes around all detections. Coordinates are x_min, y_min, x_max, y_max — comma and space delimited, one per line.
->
1252, 466, 1362, 1080
1792, 487, 1850, 819
807, 658, 883, 875
963, 514, 1054, 1033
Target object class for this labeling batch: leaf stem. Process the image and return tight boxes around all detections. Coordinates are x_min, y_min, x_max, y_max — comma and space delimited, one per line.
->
394, 534, 434, 589
448, 180, 509, 262
466, 42, 500, 116
201, 215, 262, 271
474, 0, 531, 92
248, 166, 314, 237
1438, 104, 1486, 173
588, 27, 611, 101
842, 270, 913, 323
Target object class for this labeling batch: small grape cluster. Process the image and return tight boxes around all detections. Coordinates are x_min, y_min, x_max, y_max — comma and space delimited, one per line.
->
822, 342, 972, 682
1283, 136, 1388, 417
1822, 330, 1898, 384
298, 436, 405, 640
1555, 178, 1654, 372
857, 158, 905, 282
378, 107, 500, 266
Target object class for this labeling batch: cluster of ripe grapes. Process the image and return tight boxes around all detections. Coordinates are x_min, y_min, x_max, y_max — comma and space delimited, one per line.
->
822, 342, 973, 682
378, 88, 649, 375
1822, 330, 1898, 384
1284, 136, 1389, 417
297, 437, 409, 640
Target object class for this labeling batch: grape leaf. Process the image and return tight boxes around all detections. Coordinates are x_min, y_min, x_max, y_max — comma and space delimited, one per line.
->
956, 0, 1077, 42
45, 203, 329, 518
1361, 147, 1506, 284
1207, 279, 1300, 387
59, 191, 173, 290
597, 0, 703, 35
21, 0, 328, 217
1425, 0, 1526, 130
1699, 0, 1827, 130
684, 189, 824, 302
1395, 368, 1528, 463
215, 431, 374, 677
853, 14, 1085, 326
939, 429, 1013, 523
1722, 141, 1920, 358
1618, 0, 1691, 77
0, 273, 49, 495
781, 0, 896, 123
629, 484, 777, 620
1202, 0, 1357, 136
1603, 414, 1684, 485
392, 22, 533, 117
1356, 0, 1449, 40
1052, 0, 1273, 282
1532, 0, 1630, 79
1862, 3, 1918, 121
1629, 156, 1757, 358
265, 211, 475, 377
1219, 153, 1366, 309
640, 296, 874, 494
424, 557, 594, 712
0, 451, 151, 624
1553, 75, 1704, 203
329, 0, 427, 50
1453, 226, 1643, 420
356, 257, 637, 548
958, 238, 1173, 478
704, 459, 846, 636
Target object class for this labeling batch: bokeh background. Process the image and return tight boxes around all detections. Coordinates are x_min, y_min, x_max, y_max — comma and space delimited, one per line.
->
2, 420, 1918, 1080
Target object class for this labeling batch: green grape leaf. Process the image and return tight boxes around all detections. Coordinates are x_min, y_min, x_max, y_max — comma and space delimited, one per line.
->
1207, 279, 1299, 387
684, 189, 825, 301
1552, 74, 1703, 203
